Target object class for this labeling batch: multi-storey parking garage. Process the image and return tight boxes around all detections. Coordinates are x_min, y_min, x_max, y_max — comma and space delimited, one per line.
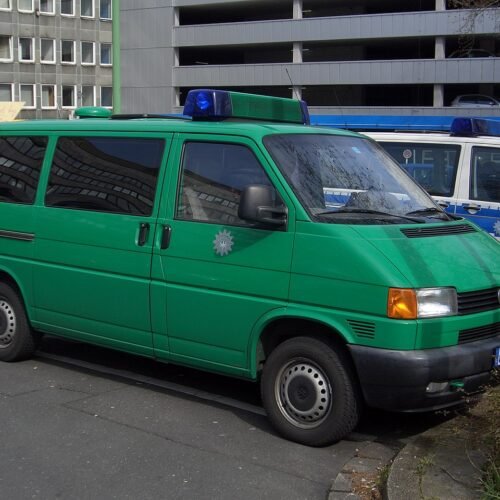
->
120, 0, 500, 116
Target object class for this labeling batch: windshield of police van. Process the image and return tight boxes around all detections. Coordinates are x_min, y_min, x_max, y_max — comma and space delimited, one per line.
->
264, 133, 452, 224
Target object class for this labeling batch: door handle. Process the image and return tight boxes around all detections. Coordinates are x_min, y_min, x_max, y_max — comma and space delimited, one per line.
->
138, 223, 150, 246
462, 203, 481, 214
160, 224, 172, 250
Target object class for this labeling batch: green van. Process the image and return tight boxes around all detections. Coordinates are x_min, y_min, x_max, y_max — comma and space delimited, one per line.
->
0, 90, 498, 446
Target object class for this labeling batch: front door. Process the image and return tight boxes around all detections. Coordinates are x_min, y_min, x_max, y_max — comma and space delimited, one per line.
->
32, 134, 171, 355
152, 135, 295, 376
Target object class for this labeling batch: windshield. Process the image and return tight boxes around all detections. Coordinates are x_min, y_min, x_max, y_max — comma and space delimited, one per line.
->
264, 133, 450, 224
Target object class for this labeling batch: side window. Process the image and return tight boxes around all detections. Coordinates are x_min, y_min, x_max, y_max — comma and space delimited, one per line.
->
379, 142, 461, 197
45, 137, 165, 215
176, 141, 275, 226
0, 136, 47, 204
470, 146, 500, 203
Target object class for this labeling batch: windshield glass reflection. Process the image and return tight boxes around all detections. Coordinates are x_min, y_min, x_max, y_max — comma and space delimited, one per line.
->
264, 134, 450, 224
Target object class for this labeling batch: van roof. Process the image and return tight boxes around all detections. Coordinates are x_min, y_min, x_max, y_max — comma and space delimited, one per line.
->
0, 116, 361, 140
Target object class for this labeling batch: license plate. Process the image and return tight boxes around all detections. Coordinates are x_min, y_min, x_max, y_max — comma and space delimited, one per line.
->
495, 347, 500, 368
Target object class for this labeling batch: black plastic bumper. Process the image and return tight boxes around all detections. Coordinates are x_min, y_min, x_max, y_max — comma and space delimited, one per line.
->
348, 336, 499, 412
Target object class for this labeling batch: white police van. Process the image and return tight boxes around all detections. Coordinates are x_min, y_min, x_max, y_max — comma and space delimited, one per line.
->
365, 118, 500, 239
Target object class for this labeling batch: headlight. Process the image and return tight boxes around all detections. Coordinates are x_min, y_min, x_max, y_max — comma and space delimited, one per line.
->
387, 287, 457, 319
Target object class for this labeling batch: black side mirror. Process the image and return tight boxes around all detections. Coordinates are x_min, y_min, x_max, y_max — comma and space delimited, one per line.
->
238, 185, 287, 228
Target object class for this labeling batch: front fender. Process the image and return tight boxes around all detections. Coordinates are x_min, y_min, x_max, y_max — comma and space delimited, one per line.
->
246, 305, 356, 379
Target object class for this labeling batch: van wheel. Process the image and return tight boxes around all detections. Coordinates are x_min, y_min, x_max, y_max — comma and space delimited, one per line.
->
261, 337, 361, 447
0, 283, 38, 362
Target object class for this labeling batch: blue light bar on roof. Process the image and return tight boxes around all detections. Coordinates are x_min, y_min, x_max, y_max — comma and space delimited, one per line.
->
450, 117, 500, 137
183, 89, 310, 124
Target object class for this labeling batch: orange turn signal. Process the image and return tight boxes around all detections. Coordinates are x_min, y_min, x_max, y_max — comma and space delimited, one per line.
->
387, 288, 417, 319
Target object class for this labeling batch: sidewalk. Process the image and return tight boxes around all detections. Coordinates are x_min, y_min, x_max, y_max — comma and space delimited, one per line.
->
329, 382, 499, 500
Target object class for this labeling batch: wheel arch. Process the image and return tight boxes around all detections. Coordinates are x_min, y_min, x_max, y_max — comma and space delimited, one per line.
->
247, 309, 356, 379
0, 269, 32, 320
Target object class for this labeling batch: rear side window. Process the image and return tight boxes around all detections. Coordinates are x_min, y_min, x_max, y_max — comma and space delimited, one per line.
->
45, 136, 164, 215
470, 146, 500, 203
378, 142, 461, 197
0, 135, 47, 204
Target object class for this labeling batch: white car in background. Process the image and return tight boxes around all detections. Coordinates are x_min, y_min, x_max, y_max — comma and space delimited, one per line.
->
451, 94, 500, 108
365, 119, 500, 238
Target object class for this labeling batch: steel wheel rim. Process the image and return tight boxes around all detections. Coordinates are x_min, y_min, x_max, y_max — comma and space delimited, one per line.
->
0, 299, 16, 349
275, 358, 332, 429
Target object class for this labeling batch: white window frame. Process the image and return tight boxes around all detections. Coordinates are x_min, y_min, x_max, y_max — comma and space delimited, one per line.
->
62, 85, 77, 109
19, 83, 36, 109
0, 35, 13, 62
99, 0, 111, 20
100, 86, 112, 108
61, 39, 76, 65
80, 0, 95, 18
80, 85, 96, 107
40, 38, 56, 64
81, 41, 95, 66
17, 0, 34, 13
0, 0, 12, 12
41, 84, 57, 109
0, 83, 14, 102
18, 37, 35, 63
60, 0, 75, 16
100, 43, 112, 66
39, 0, 55, 15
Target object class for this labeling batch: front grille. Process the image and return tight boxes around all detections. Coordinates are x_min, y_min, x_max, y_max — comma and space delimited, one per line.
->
458, 288, 499, 315
401, 224, 477, 238
458, 322, 500, 344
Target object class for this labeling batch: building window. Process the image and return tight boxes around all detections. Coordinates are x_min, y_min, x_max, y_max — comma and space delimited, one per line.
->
40, 38, 55, 64
0, 0, 11, 11
100, 43, 112, 65
18, 0, 33, 12
19, 37, 34, 63
62, 86, 76, 108
61, 40, 75, 64
81, 41, 95, 65
20, 84, 35, 108
60, 0, 74, 16
0, 83, 13, 101
100, 87, 112, 107
81, 86, 95, 106
100, 0, 111, 19
0, 136, 48, 205
81, 0, 94, 18
46, 137, 164, 215
0, 35, 13, 62
41, 84, 56, 109
39, 0, 54, 15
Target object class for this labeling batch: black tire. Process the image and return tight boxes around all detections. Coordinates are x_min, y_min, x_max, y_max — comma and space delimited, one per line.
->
0, 282, 38, 362
261, 336, 361, 447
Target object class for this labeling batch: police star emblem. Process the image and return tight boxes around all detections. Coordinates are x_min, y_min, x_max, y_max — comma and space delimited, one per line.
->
213, 230, 234, 256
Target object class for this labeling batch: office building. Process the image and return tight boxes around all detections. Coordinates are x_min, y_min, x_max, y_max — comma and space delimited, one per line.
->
0, 0, 113, 119
120, 0, 500, 117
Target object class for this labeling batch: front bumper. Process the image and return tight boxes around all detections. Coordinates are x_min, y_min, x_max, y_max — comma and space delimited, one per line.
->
348, 335, 499, 412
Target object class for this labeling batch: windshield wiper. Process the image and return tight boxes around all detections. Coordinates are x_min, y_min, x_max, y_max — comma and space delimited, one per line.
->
405, 207, 450, 219
316, 208, 422, 223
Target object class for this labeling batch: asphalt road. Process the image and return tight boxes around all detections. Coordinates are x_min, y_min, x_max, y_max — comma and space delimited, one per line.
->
0, 336, 451, 500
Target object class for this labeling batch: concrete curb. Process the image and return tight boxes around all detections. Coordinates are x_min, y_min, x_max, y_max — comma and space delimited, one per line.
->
386, 423, 488, 500
329, 441, 399, 499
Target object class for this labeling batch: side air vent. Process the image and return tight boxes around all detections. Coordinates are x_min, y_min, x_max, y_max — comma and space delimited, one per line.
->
458, 322, 499, 344
401, 224, 477, 238
348, 320, 376, 340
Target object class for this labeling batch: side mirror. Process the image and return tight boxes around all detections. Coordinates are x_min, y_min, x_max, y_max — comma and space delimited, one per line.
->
238, 185, 287, 228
